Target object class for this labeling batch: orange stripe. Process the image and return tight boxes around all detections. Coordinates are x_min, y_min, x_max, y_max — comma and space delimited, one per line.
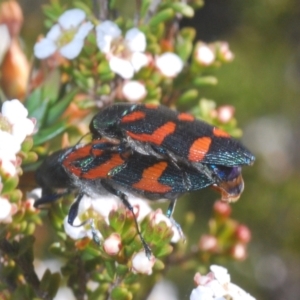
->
121, 111, 146, 123
127, 121, 176, 145
178, 112, 194, 122
188, 137, 212, 162
133, 162, 172, 193
63, 145, 97, 176
144, 103, 158, 109
213, 127, 230, 138
82, 154, 125, 179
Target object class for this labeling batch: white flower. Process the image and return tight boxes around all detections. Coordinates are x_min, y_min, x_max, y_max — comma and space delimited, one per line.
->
195, 42, 215, 66
90, 193, 151, 222
1, 99, 35, 144
96, 21, 148, 79
122, 80, 147, 102
131, 250, 156, 275
34, 8, 93, 60
155, 52, 184, 78
2, 99, 28, 124
0, 24, 11, 65
190, 265, 256, 300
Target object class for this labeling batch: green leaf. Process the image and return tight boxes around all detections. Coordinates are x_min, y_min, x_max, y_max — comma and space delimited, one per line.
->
40, 269, 61, 299
177, 89, 199, 105
140, 0, 152, 18
170, 3, 194, 18
46, 88, 78, 125
1, 176, 19, 193
25, 88, 43, 115
33, 120, 68, 146
193, 76, 218, 87
111, 287, 132, 300
104, 260, 116, 279
149, 8, 175, 27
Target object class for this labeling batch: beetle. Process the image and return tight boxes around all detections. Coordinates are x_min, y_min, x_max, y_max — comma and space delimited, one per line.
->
89, 104, 255, 177
35, 139, 245, 258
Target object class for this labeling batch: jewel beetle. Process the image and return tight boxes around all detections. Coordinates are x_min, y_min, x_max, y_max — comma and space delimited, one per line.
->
89, 104, 255, 175
35, 139, 245, 258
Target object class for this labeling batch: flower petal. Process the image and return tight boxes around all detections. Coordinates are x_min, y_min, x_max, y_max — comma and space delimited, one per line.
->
0, 197, 12, 220
12, 118, 34, 143
0, 131, 20, 155
130, 52, 148, 72
46, 24, 61, 41
0, 159, 16, 176
34, 38, 57, 59
96, 21, 121, 53
63, 216, 87, 240
75, 21, 93, 40
96, 21, 121, 39
59, 39, 84, 59
109, 56, 134, 79
2, 99, 28, 123
125, 28, 146, 52
58, 8, 86, 29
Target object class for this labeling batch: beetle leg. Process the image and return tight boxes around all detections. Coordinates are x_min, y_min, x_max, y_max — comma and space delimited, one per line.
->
101, 180, 152, 259
34, 191, 70, 208
166, 199, 186, 241
68, 193, 101, 245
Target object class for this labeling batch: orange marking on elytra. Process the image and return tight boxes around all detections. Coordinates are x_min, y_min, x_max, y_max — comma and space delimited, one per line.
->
144, 103, 158, 109
133, 162, 172, 193
127, 121, 176, 145
82, 154, 125, 179
213, 127, 230, 138
63, 145, 99, 176
178, 112, 195, 122
121, 111, 146, 123
188, 137, 212, 162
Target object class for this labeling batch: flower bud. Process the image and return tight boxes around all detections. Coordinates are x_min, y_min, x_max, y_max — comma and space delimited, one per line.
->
216, 105, 235, 123
103, 233, 122, 256
122, 80, 147, 102
0, 1, 23, 37
0, 39, 30, 100
217, 42, 234, 62
213, 200, 232, 218
230, 243, 247, 261
194, 42, 215, 66
155, 52, 184, 78
131, 251, 156, 275
198, 234, 218, 252
235, 224, 251, 244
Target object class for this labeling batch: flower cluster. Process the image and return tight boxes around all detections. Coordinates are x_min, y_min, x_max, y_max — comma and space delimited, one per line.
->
198, 201, 251, 261
190, 265, 255, 300
195, 41, 234, 66
62, 193, 180, 275
0, 100, 35, 176
0, 99, 35, 224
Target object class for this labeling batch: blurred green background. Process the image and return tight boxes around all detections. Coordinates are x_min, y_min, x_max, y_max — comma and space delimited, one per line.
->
17, 0, 300, 299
